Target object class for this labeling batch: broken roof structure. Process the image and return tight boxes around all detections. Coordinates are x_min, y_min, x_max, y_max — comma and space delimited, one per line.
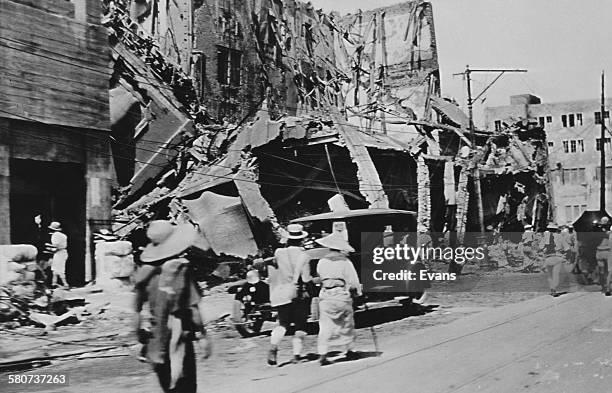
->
104, 0, 552, 259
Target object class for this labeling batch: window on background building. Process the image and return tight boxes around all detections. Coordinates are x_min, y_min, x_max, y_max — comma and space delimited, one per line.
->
595, 110, 610, 124
562, 114, 567, 127
569, 114, 575, 127
216, 46, 242, 119
596, 137, 611, 151
546, 116, 553, 123
565, 205, 573, 220
563, 140, 569, 153
548, 141, 554, 148
494, 120, 502, 131
595, 166, 612, 182
562, 167, 586, 185
570, 140, 577, 153
577, 139, 584, 152
573, 205, 581, 219
577, 113, 583, 125
539, 117, 545, 127
217, 46, 242, 86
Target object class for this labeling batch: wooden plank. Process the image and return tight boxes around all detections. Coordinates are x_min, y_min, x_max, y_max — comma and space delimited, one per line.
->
8, 0, 74, 17
0, 0, 110, 131
1, 75, 107, 106
2, 29, 109, 67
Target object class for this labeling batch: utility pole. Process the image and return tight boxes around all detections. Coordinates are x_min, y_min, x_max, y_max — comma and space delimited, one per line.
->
454, 65, 527, 233
601, 71, 606, 213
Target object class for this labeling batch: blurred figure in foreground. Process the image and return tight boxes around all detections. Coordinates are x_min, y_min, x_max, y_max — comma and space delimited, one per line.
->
134, 220, 211, 393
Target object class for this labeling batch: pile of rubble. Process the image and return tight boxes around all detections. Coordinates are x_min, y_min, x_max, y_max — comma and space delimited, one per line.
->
0, 245, 106, 331
100, 0, 554, 275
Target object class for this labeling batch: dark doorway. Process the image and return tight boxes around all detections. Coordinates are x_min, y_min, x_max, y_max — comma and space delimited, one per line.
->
9, 159, 86, 286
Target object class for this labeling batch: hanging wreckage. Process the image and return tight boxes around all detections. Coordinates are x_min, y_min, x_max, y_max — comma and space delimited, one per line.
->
102, 0, 553, 267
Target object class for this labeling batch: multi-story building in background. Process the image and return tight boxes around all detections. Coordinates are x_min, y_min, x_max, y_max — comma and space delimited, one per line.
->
485, 94, 612, 224
0, 0, 112, 284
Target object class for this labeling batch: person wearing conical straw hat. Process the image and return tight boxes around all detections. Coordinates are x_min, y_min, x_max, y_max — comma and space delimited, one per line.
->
315, 232, 362, 366
134, 220, 211, 393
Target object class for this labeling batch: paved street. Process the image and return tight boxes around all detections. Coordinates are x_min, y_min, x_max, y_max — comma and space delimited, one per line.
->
2, 272, 609, 393
289, 291, 612, 393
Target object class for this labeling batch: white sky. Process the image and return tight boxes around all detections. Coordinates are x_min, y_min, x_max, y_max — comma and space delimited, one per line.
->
309, 0, 612, 127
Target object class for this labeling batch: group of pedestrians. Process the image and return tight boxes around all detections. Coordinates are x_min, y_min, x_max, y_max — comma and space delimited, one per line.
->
255, 223, 362, 367
526, 218, 612, 297
133, 220, 361, 392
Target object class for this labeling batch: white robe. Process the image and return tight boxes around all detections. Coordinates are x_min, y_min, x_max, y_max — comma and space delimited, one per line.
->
317, 252, 362, 354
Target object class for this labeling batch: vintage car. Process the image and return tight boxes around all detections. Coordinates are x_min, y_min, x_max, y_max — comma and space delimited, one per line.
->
229, 208, 422, 337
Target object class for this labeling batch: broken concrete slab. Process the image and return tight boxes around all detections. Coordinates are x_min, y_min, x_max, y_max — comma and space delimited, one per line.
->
334, 118, 389, 208
182, 192, 259, 258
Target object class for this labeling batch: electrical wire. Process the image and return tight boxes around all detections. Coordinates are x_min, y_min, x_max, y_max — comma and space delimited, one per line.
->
0, 107, 454, 190
0, 36, 174, 92
2, 108, 450, 193
3, 16, 568, 194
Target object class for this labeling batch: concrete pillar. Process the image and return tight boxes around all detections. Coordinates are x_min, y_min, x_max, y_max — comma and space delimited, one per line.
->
455, 166, 469, 244
417, 155, 430, 229
84, 132, 113, 282
0, 122, 10, 244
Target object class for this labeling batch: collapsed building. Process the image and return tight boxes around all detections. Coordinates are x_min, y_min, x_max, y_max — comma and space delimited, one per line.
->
103, 0, 554, 268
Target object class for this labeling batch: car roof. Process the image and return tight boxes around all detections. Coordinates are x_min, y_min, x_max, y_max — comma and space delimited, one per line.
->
290, 208, 417, 223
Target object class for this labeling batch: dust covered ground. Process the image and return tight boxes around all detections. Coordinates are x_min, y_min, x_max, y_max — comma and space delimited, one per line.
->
0, 268, 591, 393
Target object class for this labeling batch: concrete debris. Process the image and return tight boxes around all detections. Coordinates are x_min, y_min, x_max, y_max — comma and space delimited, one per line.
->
335, 120, 390, 208
181, 192, 259, 258
0, 243, 104, 330
94, 241, 135, 287
234, 165, 282, 240
430, 97, 469, 130
101, 0, 554, 278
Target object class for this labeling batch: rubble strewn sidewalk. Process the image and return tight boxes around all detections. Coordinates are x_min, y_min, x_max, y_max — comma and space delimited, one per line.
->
0, 279, 136, 372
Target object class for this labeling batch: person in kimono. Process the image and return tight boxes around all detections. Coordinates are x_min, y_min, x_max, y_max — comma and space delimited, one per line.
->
315, 233, 362, 366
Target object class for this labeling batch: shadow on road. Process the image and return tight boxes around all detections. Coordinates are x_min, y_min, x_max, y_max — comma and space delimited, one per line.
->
253, 303, 438, 337
355, 304, 439, 329
277, 351, 383, 368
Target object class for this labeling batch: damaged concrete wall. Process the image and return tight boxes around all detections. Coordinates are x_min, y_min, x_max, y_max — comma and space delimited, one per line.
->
181, 191, 259, 258
108, 0, 456, 251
